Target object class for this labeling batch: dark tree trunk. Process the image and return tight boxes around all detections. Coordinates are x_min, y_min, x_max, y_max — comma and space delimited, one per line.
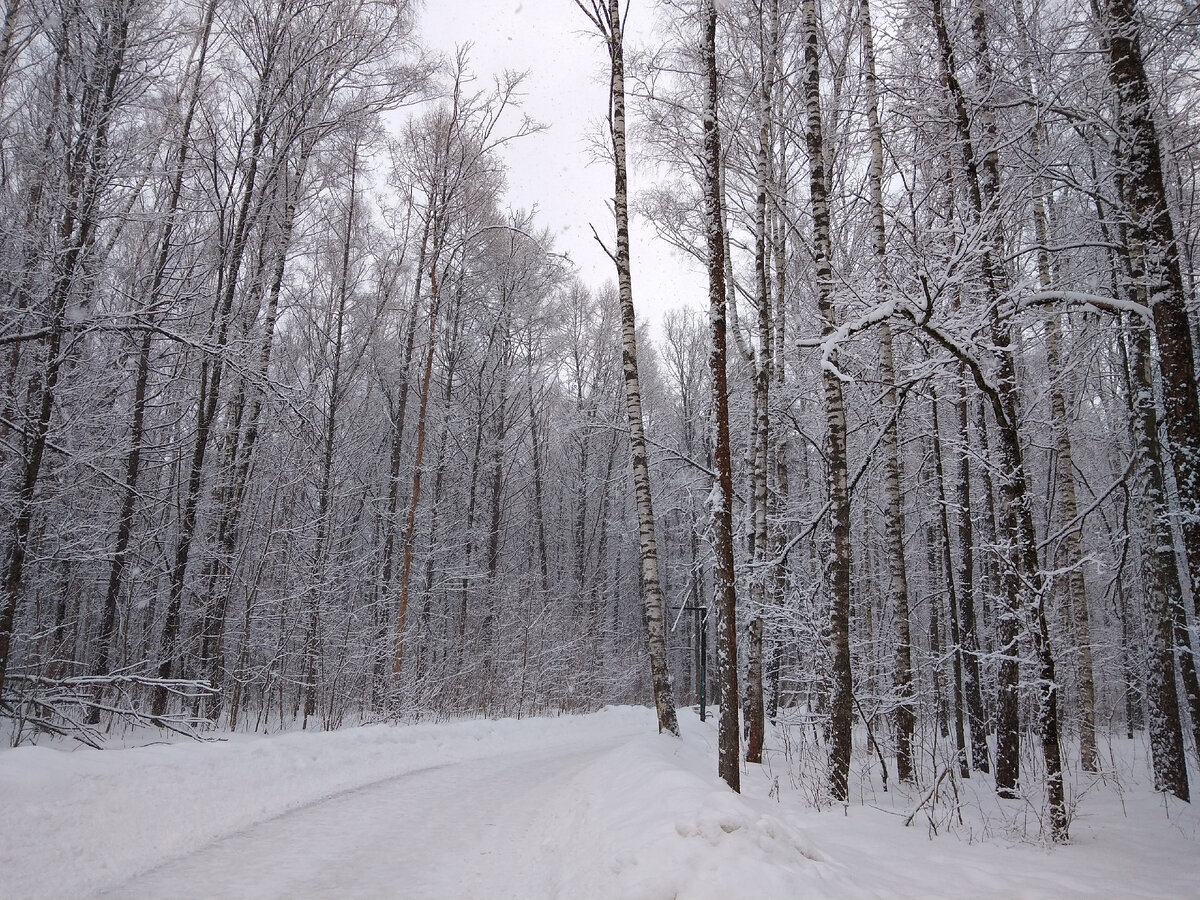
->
1126, 322, 1191, 801
153, 76, 273, 717
930, 0, 1067, 836
700, 0, 740, 790
95, 0, 218, 692
1104, 0, 1200, 613
931, 387, 970, 777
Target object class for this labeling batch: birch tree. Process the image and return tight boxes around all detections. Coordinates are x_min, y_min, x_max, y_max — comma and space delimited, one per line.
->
699, 0, 741, 791
574, 0, 679, 737
798, 0, 853, 803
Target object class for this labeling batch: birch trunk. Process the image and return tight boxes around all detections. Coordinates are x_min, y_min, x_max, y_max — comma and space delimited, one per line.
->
701, 0, 740, 788
1033, 204, 1099, 773
860, 0, 914, 783
575, 0, 678, 736
801, 0, 853, 802
745, 0, 779, 767
1014, 0, 1099, 772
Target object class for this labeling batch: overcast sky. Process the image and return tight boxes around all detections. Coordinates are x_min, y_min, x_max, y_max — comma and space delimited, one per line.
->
417, 0, 706, 329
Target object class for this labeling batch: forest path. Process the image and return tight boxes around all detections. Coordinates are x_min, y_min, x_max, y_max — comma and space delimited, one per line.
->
7, 708, 1200, 899
92, 725, 634, 899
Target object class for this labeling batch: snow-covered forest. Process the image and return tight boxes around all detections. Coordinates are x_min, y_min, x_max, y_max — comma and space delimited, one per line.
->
2, 0, 1200, 891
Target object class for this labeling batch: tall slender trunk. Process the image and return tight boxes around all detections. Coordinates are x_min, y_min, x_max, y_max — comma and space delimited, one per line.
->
1104, 0, 1200, 612
931, 386, 969, 776
700, 0, 739, 789
1033, 196, 1099, 773
481, 319, 512, 683
528, 353, 551, 596
952, 376, 990, 774
418, 289, 464, 681
1010, 0, 1099, 772
860, 0, 914, 783
930, 0, 1066, 836
928, 554, 948, 741
392, 261, 445, 678
745, 0, 779, 767
381, 215, 430, 587
301, 143, 358, 728
1125, 321, 1190, 800
577, 0, 678, 737
374, 213, 430, 699
152, 69, 275, 717
767, 107, 789, 726
931, 0, 1021, 795
456, 378, 488, 680
800, 0, 853, 802
200, 141, 313, 720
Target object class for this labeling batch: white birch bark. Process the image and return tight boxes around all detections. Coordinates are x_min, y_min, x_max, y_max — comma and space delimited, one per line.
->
801, 0, 853, 802
574, 0, 679, 737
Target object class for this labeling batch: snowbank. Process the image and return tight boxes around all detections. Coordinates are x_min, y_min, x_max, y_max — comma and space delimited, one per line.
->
533, 715, 827, 899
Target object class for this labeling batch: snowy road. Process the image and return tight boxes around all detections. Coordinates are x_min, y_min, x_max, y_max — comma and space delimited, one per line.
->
4, 707, 1200, 899
99, 740, 622, 899
1, 709, 658, 899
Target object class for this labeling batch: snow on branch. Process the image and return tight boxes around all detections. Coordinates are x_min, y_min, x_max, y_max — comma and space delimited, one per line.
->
797, 300, 897, 383
4, 673, 220, 747
1018, 290, 1151, 321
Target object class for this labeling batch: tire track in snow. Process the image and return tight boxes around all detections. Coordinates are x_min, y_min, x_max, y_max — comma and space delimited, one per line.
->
92, 736, 629, 898
92, 761, 454, 898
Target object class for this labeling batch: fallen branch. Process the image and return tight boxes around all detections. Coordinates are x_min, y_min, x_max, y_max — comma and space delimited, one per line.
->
4, 673, 220, 747
905, 767, 953, 828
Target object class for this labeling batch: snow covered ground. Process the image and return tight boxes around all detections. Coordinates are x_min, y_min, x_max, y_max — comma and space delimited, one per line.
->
1, 706, 1197, 898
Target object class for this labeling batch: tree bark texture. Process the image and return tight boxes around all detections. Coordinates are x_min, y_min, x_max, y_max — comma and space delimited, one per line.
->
701, 0, 740, 789
801, 0, 853, 803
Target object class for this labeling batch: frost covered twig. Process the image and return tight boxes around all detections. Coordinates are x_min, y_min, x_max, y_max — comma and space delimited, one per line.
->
5, 673, 220, 747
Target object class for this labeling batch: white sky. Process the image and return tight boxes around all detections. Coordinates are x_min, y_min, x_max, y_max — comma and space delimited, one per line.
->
417, 0, 706, 329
